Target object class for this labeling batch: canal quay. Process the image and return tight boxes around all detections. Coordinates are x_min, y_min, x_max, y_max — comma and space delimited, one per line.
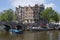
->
0, 21, 60, 40
0, 30, 60, 40
0, 0, 60, 39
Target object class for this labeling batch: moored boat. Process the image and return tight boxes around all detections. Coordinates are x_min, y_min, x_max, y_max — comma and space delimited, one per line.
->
29, 27, 48, 31
9, 29, 23, 34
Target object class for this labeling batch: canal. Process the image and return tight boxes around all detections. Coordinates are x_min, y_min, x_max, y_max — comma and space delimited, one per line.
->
0, 30, 60, 40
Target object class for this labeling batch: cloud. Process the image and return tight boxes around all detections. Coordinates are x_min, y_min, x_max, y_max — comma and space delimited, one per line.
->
9, 0, 56, 9
44, 3, 56, 9
9, 0, 46, 7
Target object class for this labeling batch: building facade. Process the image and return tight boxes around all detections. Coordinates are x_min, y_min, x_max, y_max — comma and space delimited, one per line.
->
15, 4, 44, 26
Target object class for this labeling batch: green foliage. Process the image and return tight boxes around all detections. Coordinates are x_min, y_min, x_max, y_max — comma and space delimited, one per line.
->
7, 9, 13, 21
58, 14, 60, 21
1, 13, 7, 21
13, 13, 17, 20
52, 12, 59, 22
0, 9, 14, 22
41, 7, 59, 22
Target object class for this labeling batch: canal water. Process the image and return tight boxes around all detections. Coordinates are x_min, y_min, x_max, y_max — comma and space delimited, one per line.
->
0, 30, 60, 40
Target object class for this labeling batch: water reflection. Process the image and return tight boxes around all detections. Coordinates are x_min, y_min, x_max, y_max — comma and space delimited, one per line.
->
0, 30, 60, 40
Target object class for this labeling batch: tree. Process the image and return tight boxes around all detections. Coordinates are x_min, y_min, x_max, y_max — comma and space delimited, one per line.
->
52, 12, 59, 22
0, 9, 14, 22
7, 9, 14, 21
41, 7, 59, 23
13, 12, 17, 21
1, 13, 7, 21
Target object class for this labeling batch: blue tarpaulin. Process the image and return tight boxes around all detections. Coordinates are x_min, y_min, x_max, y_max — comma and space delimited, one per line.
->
9, 29, 22, 33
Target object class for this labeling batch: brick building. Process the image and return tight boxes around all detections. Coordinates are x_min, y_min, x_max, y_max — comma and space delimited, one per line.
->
15, 4, 44, 27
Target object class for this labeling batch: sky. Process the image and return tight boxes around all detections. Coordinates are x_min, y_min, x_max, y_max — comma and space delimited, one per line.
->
0, 0, 60, 13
